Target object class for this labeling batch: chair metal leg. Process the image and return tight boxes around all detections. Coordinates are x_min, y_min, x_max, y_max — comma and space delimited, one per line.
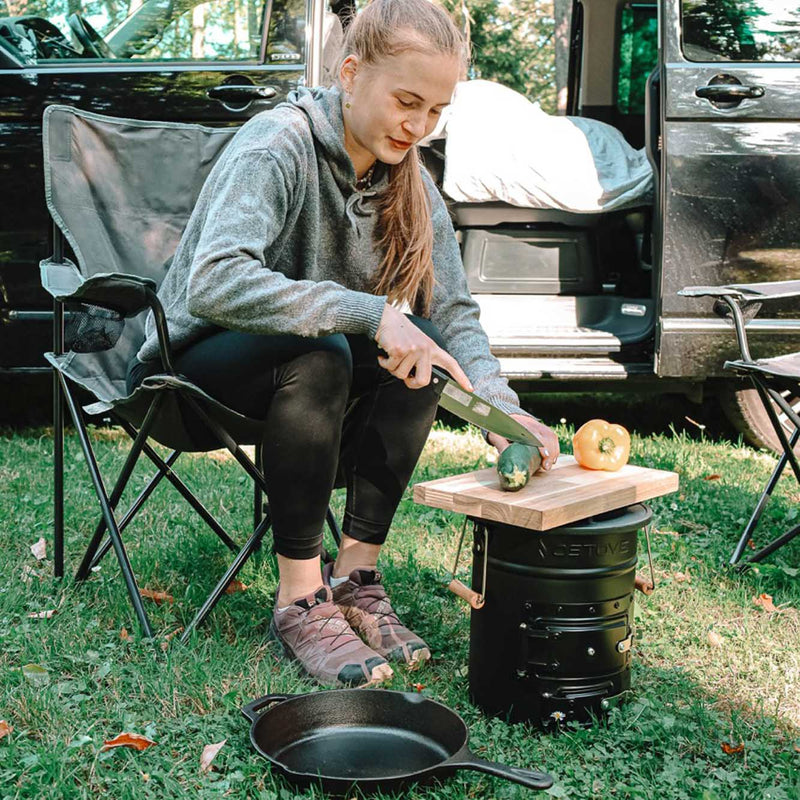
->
75, 395, 164, 580
118, 421, 240, 553
182, 394, 268, 491
180, 509, 273, 643
84, 451, 180, 574
731, 379, 800, 568
59, 374, 154, 638
254, 445, 264, 531
729, 429, 798, 565
746, 521, 800, 565
760, 382, 800, 482
53, 300, 65, 579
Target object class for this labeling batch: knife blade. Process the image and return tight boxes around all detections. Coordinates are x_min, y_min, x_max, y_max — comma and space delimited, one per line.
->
430, 367, 543, 447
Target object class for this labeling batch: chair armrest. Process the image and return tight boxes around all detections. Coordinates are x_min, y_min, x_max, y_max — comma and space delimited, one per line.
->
40, 257, 176, 374
678, 285, 745, 299
726, 280, 800, 300
40, 258, 157, 317
679, 280, 800, 302
677, 280, 797, 364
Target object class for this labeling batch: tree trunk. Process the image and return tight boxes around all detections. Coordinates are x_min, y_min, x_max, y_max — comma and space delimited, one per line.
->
192, 5, 205, 60
234, 0, 248, 58
554, 0, 571, 114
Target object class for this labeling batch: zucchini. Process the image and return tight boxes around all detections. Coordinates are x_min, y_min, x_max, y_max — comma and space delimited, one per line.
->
497, 442, 541, 492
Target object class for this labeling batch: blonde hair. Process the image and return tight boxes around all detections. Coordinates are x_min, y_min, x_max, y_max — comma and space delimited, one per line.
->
340, 0, 467, 316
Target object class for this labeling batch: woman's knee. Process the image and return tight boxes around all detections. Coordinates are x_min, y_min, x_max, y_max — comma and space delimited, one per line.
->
285, 334, 353, 399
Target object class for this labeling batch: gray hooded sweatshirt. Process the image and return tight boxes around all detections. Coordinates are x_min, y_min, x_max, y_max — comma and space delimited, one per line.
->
137, 85, 526, 416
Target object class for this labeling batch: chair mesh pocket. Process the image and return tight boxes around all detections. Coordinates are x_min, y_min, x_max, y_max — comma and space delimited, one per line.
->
65, 303, 125, 353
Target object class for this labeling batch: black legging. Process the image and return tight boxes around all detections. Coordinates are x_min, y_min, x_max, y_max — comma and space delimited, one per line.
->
128, 316, 444, 560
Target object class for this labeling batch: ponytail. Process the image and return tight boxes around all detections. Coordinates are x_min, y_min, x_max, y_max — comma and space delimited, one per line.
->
339, 0, 467, 315
373, 149, 434, 314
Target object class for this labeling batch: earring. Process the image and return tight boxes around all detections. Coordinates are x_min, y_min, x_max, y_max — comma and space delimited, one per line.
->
345, 101, 351, 109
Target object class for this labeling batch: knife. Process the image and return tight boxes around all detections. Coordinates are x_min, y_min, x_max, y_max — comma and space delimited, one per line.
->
430, 367, 543, 447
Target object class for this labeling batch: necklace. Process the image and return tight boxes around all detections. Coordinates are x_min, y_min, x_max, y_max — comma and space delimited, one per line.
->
355, 163, 376, 192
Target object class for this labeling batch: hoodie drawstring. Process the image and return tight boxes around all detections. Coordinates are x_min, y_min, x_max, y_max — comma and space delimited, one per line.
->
345, 189, 378, 235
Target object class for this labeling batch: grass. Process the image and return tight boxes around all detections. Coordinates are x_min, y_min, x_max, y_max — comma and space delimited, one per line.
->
1, 396, 799, 799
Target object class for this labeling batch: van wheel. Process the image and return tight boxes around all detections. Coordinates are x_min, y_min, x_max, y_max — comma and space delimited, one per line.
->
719, 382, 800, 453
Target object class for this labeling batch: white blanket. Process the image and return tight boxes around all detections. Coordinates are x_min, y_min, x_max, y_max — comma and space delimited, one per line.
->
435, 80, 653, 213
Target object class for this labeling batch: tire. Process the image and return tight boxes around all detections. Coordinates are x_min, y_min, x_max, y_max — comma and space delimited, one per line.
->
719, 382, 800, 454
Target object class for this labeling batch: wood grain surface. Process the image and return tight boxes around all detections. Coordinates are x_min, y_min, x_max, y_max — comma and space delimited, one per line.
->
413, 455, 679, 531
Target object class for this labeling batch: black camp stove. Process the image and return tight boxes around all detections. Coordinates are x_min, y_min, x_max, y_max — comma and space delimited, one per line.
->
467, 503, 652, 727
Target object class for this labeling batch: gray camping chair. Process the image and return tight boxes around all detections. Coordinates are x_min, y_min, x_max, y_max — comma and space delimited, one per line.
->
680, 280, 800, 568
42, 104, 341, 641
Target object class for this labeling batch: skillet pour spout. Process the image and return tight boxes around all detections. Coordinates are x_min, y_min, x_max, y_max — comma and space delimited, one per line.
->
242, 689, 554, 794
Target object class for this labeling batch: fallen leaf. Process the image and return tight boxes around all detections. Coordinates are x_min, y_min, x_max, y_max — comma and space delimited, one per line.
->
27, 609, 56, 619
753, 593, 778, 613
160, 627, 184, 652
0, 721, 12, 741
673, 571, 691, 583
721, 741, 745, 755
794, 743, 800, 753
101, 733, 157, 752
140, 588, 174, 605
30, 538, 47, 560
199, 739, 226, 773
22, 664, 50, 686
703, 474, 721, 481
120, 627, 131, 641
224, 579, 248, 595
707, 630, 723, 648
20, 565, 42, 583
747, 538, 756, 550
141, 773, 150, 782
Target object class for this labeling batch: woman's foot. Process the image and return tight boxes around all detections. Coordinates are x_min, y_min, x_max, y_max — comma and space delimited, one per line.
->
323, 564, 431, 666
269, 586, 394, 687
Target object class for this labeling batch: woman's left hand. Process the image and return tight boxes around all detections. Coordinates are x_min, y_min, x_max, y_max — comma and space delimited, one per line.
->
488, 415, 560, 472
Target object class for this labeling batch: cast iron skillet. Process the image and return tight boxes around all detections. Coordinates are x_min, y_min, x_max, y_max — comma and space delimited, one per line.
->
242, 689, 554, 795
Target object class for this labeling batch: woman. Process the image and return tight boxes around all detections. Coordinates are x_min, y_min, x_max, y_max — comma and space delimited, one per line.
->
130, 0, 559, 687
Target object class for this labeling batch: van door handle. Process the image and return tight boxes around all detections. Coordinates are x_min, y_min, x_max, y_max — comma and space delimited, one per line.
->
207, 84, 277, 101
695, 84, 764, 102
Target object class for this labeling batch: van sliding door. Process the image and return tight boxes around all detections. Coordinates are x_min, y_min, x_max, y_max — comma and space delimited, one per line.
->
656, 0, 800, 377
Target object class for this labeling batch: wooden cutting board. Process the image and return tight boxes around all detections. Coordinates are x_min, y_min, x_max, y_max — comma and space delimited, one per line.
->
413, 455, 679, 531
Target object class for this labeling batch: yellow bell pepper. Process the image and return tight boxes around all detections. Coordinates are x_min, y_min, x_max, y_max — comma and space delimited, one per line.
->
572, 419, 631, 471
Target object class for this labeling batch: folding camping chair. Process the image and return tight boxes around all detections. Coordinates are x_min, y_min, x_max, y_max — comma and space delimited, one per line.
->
42, 104, 341, 642
679, 280, 800, 568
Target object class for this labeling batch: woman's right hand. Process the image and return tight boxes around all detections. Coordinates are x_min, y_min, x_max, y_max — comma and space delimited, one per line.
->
375, 304, 472, 392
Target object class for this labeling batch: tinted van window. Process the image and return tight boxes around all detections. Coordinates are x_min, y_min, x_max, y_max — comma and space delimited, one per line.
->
0, 0, 269, 64
682, 0, 800, 61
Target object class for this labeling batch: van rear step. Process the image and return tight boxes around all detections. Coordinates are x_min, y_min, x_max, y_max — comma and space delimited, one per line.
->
496, 356, 655, 380
475, 295, 654, 353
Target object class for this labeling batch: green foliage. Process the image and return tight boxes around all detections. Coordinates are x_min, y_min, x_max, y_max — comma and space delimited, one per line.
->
443, 0, 559, 113
617, 3, 658, 115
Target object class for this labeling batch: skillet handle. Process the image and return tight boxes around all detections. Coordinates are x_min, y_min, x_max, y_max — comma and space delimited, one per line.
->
240, 694, 293, 723
449, 749, 553, 791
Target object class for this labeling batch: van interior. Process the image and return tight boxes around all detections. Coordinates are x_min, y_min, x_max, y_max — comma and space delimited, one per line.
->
420, 0, 660, 388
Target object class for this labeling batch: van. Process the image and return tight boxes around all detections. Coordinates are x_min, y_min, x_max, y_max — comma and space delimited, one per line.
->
1, 0, 798, 449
